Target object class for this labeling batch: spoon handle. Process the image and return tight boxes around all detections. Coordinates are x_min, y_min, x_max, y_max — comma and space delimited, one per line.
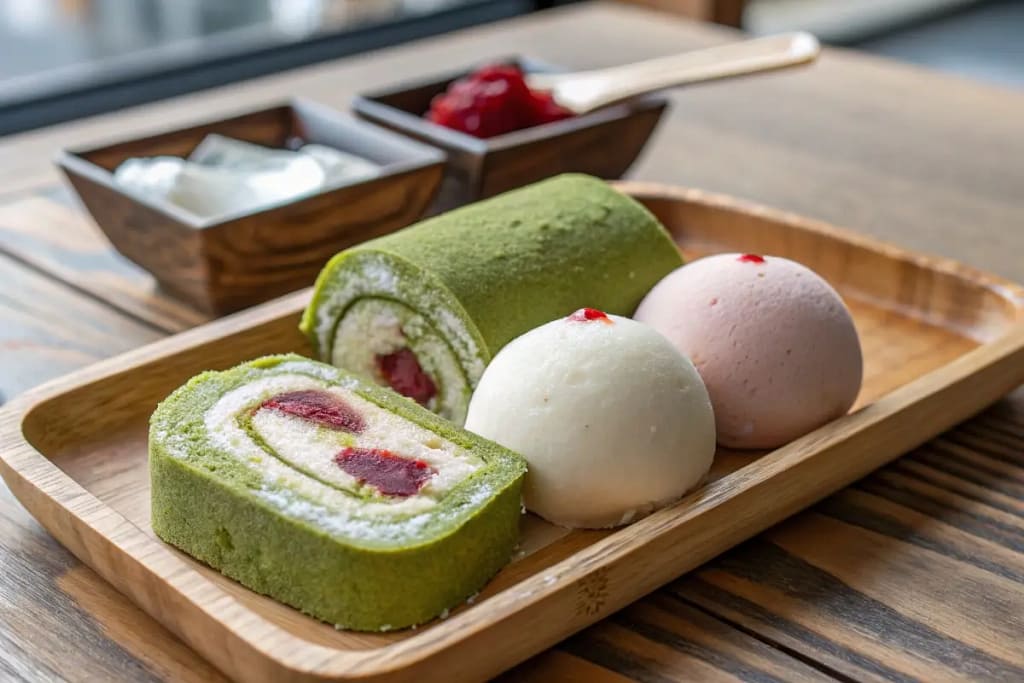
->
528, 32, 820, 114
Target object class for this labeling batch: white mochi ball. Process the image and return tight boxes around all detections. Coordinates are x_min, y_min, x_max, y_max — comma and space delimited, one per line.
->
465, 309, 716, 528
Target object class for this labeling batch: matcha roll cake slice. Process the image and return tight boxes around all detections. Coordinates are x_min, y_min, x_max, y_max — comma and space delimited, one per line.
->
301, 173, 682, 424
150, 354, 526, 631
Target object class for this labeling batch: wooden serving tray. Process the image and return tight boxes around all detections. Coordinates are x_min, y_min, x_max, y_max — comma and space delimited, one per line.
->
2, 183, 1024, 683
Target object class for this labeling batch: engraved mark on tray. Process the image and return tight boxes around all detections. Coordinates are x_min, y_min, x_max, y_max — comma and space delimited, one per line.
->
575, 567, 610, 617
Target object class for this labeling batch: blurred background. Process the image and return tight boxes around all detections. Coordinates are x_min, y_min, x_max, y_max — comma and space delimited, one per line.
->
0, 0, 1020, 136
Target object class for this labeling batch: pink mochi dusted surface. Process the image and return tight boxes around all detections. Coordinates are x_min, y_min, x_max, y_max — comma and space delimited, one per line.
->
635, 253, 863, 449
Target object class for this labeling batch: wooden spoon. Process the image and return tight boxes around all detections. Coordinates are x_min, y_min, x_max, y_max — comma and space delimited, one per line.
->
525, 32, 820, 115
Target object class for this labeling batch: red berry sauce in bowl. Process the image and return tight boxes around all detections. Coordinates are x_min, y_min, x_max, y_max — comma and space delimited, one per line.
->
425, 64, 573, 138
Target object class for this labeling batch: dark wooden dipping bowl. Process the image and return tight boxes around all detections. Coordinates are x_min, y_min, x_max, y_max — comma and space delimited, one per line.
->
352, 58, 668, 210
58, 98, 445, 315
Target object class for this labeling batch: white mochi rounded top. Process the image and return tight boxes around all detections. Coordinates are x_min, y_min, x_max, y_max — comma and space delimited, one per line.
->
464, 312, 716, 529
634, 254, 863, 449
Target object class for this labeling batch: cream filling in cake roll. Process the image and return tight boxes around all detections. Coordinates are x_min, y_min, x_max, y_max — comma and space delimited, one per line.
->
204, 373, 481, 521
331, 299, 472, 426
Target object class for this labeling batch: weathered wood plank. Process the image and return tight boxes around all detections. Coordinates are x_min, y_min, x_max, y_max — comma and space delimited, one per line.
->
561, 597, 836, 682
0, 253, 163, 402
0, 195, 207, 333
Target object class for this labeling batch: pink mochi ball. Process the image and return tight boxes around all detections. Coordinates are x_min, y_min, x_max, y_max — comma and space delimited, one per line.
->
635, 253, 863, 449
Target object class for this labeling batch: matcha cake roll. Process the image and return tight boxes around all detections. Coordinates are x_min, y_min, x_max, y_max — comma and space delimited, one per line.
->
150, 354, 526, 631
301, 173, 682, 424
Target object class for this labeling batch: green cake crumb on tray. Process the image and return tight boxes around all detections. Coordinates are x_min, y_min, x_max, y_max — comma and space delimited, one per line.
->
149, 354, 526, 631
300, 173, 683, 425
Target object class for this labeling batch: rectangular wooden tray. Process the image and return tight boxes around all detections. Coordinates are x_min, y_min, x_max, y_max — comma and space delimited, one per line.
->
3, 182, 1024, 683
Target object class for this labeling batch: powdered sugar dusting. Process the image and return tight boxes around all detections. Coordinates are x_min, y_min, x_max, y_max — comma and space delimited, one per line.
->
255, 486, 434, 543
155, 428, 191, 460
438, 307, 485, 379
273, 360, 358, 387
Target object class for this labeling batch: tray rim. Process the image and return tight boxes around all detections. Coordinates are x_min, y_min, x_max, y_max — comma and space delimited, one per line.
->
3, 181, 1024, 681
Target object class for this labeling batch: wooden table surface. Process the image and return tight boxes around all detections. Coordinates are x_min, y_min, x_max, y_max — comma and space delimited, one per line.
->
2, 3, 1023, 681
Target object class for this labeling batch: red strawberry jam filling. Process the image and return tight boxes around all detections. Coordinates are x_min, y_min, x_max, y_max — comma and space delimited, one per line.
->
335, 447, 432, 497
376, 348, 437, 406
738, 253, 766, 264
568, 307, 613, 323
426, 64, 573, 138
261, 390, 365, 433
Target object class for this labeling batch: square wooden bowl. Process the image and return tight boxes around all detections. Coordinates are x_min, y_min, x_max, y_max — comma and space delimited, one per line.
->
58, 99, 445, 315
352, 58, 668, 209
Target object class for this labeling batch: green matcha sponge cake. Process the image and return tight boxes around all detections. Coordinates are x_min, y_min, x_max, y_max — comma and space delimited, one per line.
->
300, 173, 683, 424
149, 354, 526, 631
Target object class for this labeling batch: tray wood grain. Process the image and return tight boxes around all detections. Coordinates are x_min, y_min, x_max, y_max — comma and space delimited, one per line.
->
2, 182, 1024, 682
